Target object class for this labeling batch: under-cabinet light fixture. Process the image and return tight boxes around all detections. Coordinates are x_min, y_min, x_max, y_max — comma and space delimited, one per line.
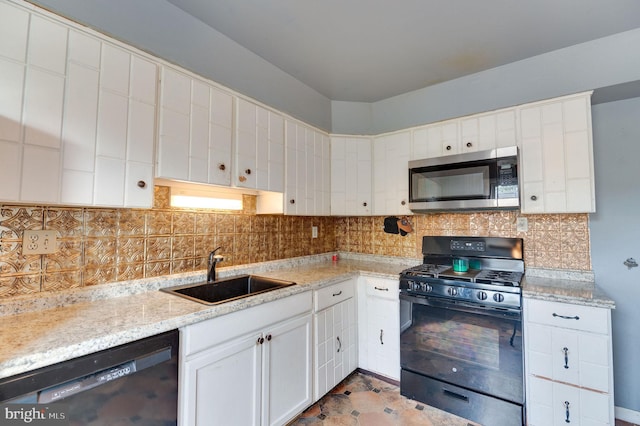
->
165, 181, 244, 210
170, 194, 243, 210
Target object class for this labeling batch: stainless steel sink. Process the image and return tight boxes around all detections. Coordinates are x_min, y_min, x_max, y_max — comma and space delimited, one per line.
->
161, 274, 296, 305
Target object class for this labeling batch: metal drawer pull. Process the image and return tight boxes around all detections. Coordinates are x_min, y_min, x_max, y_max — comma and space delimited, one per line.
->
443, 389, 469, 402
336, 336, 342, 353
374, 287, 389, 291
553, 313, 580, 320
332, 290, 342, 297
563, 347, 569, 369
380, 329, 384, 345
564, 401, 571, 423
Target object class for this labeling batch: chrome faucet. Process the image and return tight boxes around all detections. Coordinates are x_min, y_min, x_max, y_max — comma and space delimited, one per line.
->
207, 247, 224, 282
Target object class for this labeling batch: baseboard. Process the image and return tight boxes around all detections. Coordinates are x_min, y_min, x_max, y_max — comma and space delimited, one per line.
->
616, 406, 640, 423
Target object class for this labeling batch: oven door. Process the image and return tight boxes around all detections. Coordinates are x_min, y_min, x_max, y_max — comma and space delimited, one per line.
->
399, 293, 523, 405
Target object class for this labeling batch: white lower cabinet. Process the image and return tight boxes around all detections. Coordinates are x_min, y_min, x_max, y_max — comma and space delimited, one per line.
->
180, 291, 313, 426
313, 278, 357, 401
524, 298, 614, 425
357, 276, 400, 381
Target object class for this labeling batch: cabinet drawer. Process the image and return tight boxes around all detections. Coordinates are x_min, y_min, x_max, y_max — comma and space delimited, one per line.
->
525, 298, 610, 334
182, 291, 312, 356
364, 277, 399, 300
315, 279, 354, 311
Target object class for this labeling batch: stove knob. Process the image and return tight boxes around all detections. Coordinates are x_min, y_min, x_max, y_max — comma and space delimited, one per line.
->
493, 293, 505, 303
425, 284, 433, 293
477, 291, 488, 301
447, 287, 458, 296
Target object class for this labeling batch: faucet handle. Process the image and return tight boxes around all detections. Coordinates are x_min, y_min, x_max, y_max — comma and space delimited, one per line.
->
212, 254, 224, 263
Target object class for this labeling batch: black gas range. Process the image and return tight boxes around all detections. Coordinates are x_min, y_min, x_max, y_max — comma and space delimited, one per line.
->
400, 236, 524, 310
399, 236, 525, 426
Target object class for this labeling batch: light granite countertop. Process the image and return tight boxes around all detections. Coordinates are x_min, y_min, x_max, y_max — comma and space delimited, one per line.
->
0, 253, 614, 380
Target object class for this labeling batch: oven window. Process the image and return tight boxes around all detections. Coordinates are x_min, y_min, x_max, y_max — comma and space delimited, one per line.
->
410, 163, 493, 202
400, 302, 523, 404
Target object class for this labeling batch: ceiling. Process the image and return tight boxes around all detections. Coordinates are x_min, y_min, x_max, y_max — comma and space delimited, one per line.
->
165, 0, 640, 103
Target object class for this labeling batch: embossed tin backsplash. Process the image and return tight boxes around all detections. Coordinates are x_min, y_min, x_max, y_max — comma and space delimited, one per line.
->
0, 187, 590, 299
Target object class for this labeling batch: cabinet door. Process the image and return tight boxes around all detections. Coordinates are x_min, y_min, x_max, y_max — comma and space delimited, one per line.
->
209, 87, 233, 186
314, 297, 357, 402
236, 98, 257, 188
526, 323, 611, 393
519, 92, 595, 213
357, 277, 400, 381
284, 119, 302, 214
527, 376, 611, 426
373, 131, 411, 216
366, 296, 400, 380
157, 67, 191, 181
181, 332, 262, 426
262, 314, 312, 426
330, 136, 372, 215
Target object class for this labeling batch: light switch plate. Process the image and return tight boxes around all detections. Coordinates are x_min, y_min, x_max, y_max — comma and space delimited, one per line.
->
312, 225, 318, 238
22, 230, 58, 254
516, 217, 528, 232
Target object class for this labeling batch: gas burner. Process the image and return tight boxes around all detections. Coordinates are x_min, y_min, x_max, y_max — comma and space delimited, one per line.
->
403, 264, 449, 278
475, 270, 523, 287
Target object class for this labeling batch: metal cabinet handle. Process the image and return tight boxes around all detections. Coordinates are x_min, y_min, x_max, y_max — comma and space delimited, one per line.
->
564, 401, 571, 423
363, 202, 367, 207
530, 195, 538, 201
336, 336, 342, 353
266, 334, 272, 341
137, 180, 146, 188
553, 313, 580, 320
332, 290, 342, 297
563, 347, 569, 369
401, 200, 406, 206
257, 337, 264, 345
466, 142, 472, 148
290, 199, 295, 204
245, 168, 252, 175
446, 145, 452, 151
218, 163, 226, 171
380, 329, 384, 345
374, 286, 389, 291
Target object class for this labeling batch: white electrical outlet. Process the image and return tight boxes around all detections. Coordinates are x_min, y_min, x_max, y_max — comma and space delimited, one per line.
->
516, 217, 528, 233
312, 226, 318, 238
22, 230, 58, 255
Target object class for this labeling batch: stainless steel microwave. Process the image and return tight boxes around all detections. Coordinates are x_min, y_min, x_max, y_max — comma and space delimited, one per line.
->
408, 146, 519, 212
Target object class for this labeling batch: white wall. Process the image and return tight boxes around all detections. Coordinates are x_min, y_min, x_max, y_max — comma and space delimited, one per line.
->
591, 97, 640, 415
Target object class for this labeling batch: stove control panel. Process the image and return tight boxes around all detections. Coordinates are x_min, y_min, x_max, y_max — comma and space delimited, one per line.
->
450, 240, 485, 252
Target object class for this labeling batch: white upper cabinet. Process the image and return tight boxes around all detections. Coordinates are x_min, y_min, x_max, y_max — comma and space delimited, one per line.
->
284, 119, 330, 215
373, 130, 411, 216
460, 109, 517, 151
0, 2, 156, 207
411, 108, 517, 160
518, 91, 595, 214
235, 98, 284, 192
331, 136, 372, 216
157, 66, 234, 187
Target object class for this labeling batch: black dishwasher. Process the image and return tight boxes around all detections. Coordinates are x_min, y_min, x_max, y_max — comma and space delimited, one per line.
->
0, 330, 178, 425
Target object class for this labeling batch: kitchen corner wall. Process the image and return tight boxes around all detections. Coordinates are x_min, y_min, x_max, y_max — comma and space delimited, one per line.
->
336, 211, 591, 271
0, 187, 590, 300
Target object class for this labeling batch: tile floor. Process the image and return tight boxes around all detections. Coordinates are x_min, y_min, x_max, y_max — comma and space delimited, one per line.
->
292, 371, 636, 426
291, 372, 480, 426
